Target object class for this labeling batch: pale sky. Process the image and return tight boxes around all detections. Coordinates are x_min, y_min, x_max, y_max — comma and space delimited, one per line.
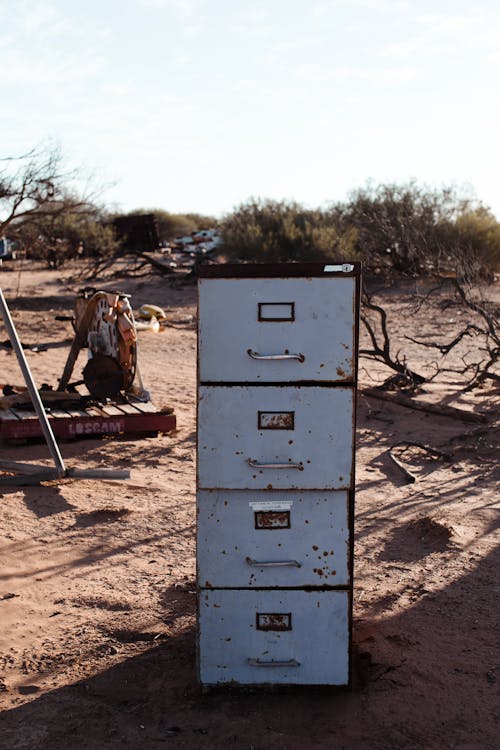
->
2, 0, 499, 218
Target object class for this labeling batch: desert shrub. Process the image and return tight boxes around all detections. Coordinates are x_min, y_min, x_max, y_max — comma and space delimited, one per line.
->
334, 183, 500, 278
438, 206, 500, 281
335, 183, 452, 274
17, 206, 119, 266
222, 186, 500, 279
221, 198, 358, 262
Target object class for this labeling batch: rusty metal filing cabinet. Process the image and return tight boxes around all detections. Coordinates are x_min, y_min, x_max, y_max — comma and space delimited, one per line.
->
197, 262, 360, 687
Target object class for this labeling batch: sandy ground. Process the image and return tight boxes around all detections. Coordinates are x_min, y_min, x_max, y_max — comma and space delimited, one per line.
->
0, 260, 498, 750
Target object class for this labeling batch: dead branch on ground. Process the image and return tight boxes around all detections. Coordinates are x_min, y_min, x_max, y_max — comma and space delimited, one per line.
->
403, 281, 499, 389
360, 291, 426, 387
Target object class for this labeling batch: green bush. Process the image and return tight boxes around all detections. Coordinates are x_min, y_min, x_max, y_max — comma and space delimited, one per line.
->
221, 199, 358, 263
221, 186, 500, 279
442, 206, 500, 280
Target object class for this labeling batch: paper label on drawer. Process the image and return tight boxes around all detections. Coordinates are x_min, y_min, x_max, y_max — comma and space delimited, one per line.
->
249, 500, 293, 511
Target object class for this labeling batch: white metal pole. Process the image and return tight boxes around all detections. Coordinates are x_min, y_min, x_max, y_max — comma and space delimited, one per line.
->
0, 288, 66, 477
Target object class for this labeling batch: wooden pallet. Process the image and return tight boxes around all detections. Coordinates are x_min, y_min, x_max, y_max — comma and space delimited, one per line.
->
0, 397, 176, 441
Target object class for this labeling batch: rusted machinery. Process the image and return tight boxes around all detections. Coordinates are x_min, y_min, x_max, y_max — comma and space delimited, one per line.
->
60, 289, 145, 400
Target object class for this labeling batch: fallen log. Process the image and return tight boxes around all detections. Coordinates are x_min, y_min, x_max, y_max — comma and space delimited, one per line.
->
363, 388, 488, 423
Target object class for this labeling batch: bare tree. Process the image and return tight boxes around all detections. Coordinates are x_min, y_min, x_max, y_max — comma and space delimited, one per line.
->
2, 145, 77, 230
1, 143, 116, 266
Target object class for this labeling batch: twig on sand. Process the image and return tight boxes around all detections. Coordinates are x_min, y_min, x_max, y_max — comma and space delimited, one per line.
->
388, 450, 417, 483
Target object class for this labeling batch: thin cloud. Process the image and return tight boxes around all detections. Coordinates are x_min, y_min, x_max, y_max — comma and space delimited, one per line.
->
141, 0, 206, 18
383, 9, 500, 59
1, 46, 104, 86
294, 61, 418, 86
21, 2, 69, 34
313, 0, 410, 18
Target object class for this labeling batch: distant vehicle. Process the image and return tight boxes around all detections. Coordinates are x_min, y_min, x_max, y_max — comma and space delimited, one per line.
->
192, 229, 218, 242
174, 235, 194, 246
0, 237, 17, 261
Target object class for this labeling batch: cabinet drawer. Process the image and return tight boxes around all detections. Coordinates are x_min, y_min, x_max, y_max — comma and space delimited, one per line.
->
197, 490, 349, 588
198, 589, 349, 686
199, 277, 356, 383
198, 386, 354, 490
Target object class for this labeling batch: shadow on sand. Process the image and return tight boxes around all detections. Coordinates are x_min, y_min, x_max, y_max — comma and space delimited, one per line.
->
0, 544, 497, 750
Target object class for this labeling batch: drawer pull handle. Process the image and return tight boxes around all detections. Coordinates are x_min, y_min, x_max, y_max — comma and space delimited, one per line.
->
247, 349, 305, 363
246, 556, 302, 568
248, 658, 300, 668
248, 459, 303, 470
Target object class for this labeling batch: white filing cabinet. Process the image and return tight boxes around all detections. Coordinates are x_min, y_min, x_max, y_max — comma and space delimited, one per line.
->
197, 262, 360, 687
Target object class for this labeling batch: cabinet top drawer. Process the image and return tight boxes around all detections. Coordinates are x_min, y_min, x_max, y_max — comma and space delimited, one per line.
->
199, 275, 359, 383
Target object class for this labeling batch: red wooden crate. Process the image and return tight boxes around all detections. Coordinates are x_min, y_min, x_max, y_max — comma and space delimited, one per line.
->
0, 398, 176, 441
